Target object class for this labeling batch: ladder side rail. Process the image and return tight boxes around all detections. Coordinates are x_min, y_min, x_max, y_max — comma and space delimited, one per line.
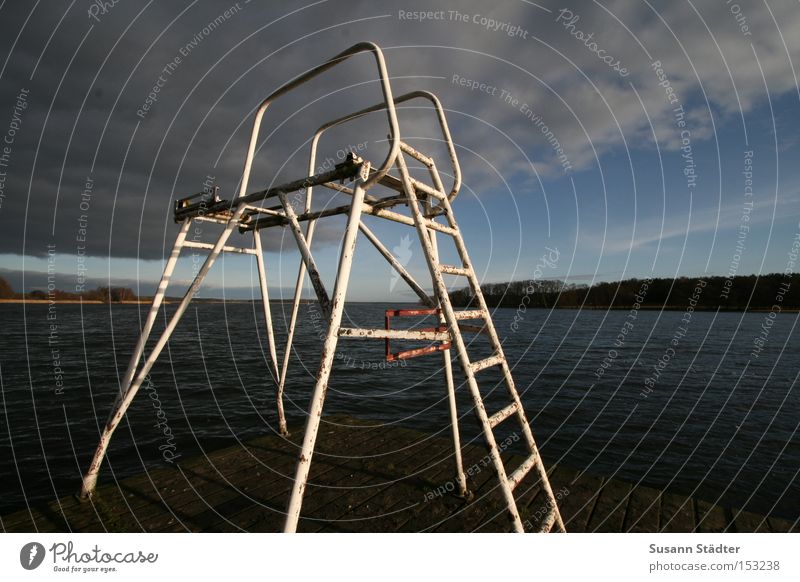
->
438, 195, 539, 447
394, 151, 525, 532
437, 193, 567, 532
425, 197, 469, 499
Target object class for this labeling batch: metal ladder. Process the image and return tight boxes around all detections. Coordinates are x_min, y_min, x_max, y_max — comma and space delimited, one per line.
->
390, 145, 566, 533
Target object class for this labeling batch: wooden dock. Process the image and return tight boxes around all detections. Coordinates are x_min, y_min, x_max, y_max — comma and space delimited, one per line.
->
2, 416, 795, 533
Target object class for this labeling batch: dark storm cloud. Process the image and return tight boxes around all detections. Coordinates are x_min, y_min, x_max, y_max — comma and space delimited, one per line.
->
0, 0, 798, 264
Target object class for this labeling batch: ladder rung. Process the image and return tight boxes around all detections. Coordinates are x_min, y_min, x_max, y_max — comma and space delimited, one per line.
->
507, 453, 539, 491
421, 218, 457, 236
410, 177, 447, 201
488, 402, 518, 429
470, 354, 504, 373
439, 264, 470, 276
453, 309, 486, 320
399, 140, 434, 167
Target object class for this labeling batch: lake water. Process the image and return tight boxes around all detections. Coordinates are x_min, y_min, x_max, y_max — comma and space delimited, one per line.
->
0, 302, 797, 520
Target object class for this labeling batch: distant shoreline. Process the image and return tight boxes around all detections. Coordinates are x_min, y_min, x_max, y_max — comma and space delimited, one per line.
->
538, 304, 800, 313
1, 298, 797, 313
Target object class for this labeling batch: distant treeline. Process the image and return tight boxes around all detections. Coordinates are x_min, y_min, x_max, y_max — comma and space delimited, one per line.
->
0, 276, 137, 302
449, 274, 800, 310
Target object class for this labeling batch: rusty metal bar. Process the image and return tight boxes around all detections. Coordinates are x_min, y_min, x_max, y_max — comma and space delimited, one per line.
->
507, 453, 539, 491
193, 215, 230, 225
439, 264, 470, 276
488, 402, 518, 429
470, 354, 504, 374
388, 343, 451, 361
174, 157, 362, 223
238, 156, 362, 206
453, 309, 485, 320
383, 308, 451, 361
386, 308, 439, 317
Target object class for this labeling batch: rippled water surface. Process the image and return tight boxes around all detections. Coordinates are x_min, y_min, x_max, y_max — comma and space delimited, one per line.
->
1, 302, 797, 519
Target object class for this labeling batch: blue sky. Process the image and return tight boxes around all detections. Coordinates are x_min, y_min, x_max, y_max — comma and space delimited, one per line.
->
1, 1, 799, 301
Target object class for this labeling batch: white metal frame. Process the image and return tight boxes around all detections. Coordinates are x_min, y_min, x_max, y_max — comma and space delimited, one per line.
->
78, 42, 565, 534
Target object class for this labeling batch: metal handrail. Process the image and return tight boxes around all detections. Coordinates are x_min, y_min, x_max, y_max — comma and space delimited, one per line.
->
309, 90, 462, 201
235, 41, 400, 200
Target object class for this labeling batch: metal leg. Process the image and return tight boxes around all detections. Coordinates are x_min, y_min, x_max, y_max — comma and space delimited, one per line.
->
283, 178, 367, 533
276, 218, 318, 437
441, 349, 470, 499
395, 152, 525, 532
108, 221, 190, 414
79, 212, 242, 499
274, 191, 333, 438
253, 230, 280, 387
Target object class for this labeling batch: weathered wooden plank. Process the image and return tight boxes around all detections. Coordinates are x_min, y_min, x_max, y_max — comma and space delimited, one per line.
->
430, 443, 520, 532
184, 422, 387, 532
214, 425, 431, 532
660, 492, 695, 532
695, 498, 728, 533
767, 516, 797, 532
82, 415, 380, 528
586, 479, 633, 532
389, 453, 471, 533
733, 509, 772, 533
300, 426, 459, 532
554, 469, 603, 532
622, 484, 661, 532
